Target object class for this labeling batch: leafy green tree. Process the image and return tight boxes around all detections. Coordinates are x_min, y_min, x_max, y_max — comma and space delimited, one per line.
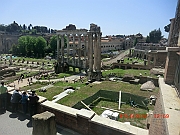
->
26, 36, 36, 57
146, 36, 150, 43
133, 38, 138, 46
49, 35, 57, 56
35, 36, 47, 58
148, 28, 163, 43
18, 36, 27, 56
23, 24, 27, 30
0, 24, 6, 31
10, 44, 19, 55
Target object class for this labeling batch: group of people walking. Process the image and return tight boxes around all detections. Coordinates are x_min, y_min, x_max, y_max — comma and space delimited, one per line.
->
0, 81, 39, 117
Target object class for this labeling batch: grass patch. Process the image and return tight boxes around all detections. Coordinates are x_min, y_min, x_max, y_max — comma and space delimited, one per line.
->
14, 57, 55, 64
92, 100, 148, 129
33, 81, 86, 101
123, 57, 144, 64
36, 86, 64, 101
57, 81, 159, 107
20, 82, 47, 91
102, 69, 157, 78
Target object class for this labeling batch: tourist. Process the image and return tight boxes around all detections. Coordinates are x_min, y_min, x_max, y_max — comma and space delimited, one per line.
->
0, 81, 8, 111
18, 78, 20, 84
11, 89, 22, 113
29, 91, 39, 117
21, 91, 28, 114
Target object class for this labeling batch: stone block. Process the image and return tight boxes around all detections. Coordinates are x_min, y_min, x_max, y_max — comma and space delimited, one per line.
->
32, 111, 56, 135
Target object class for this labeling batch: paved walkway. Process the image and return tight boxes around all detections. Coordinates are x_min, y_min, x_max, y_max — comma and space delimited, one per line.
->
103, 49, 129, 65
159, 78, 180, 135
8, 72, 86, 90
0, 110, 81, 135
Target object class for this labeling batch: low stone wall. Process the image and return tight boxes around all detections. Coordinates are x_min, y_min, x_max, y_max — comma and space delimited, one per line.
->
148, 78, 169, 135
135, 76, 159, 87
39, 101, 148, 135
148, 92, 168, 135
6, 92, 148, 135
112, 63, 150, 70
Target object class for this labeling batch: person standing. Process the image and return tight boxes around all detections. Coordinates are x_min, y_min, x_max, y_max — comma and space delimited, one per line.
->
21, 91, 28, 114
29, 91, 39, 117
0, 81, 8, 111
11, 89, 21, 113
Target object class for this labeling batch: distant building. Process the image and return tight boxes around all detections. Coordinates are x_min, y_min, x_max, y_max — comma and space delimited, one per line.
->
0, 33, 19, 54
124, 37, 134, 49
101, 36, 123, 53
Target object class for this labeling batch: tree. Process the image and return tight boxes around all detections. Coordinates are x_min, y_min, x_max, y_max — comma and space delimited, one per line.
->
146, 36, 150, 43
148, 28, 163, 43
35, 36, 47, 58
49, 35, 57, 56
23, 24, 27, 30
133, 38, 138, 46
10, 44, 19, 55
26, 36, 36, 57
0, 24, 6, 31
18, 36, 27, 56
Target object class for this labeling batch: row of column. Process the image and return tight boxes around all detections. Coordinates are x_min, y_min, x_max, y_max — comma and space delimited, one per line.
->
57, 34, 88, 68
57, 32, 101, 72
88, 32, 101, 72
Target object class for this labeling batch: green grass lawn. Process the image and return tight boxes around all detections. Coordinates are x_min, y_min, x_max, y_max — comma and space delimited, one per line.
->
36, 86, 64, 101
57, 81, 159, 107
102, 69, 157, 78
92, 99, 152, 129
123, 57, 144, 64
39, 81, 85, 101
13, 57, 55, 64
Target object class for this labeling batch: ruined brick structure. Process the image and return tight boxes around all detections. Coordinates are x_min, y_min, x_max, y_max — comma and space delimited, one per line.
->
168, 0, 180, 47
0, 33, 19, 54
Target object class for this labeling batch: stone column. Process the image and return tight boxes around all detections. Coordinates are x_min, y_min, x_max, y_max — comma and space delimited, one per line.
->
57, 35, 60, 63
73, 34, 76, 68
87, 33, 91, 68
97, 33, 101, 72
178, 31, 180, 46
89, 32, 93, 72
153, 54, 157, 67
67, 34, 70, 63
94, 33, 98, 71
32, 111, 56, 135
61, 34, 65, 64
148, 55, 151, 67
84, 34, 87, 69
78, 34, 81, 67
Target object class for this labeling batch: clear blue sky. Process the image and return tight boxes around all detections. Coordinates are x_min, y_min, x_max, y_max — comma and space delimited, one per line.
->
0, 0, 178, 38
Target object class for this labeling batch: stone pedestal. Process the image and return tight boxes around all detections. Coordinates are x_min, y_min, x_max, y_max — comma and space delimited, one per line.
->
32, 111, 56, 135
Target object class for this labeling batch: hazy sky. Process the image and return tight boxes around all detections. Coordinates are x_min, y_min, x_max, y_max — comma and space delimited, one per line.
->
0, 0, 178, 38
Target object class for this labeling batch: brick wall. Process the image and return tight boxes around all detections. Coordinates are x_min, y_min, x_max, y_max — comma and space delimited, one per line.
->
164, 47, 179, 84
88, 121, 133, 135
